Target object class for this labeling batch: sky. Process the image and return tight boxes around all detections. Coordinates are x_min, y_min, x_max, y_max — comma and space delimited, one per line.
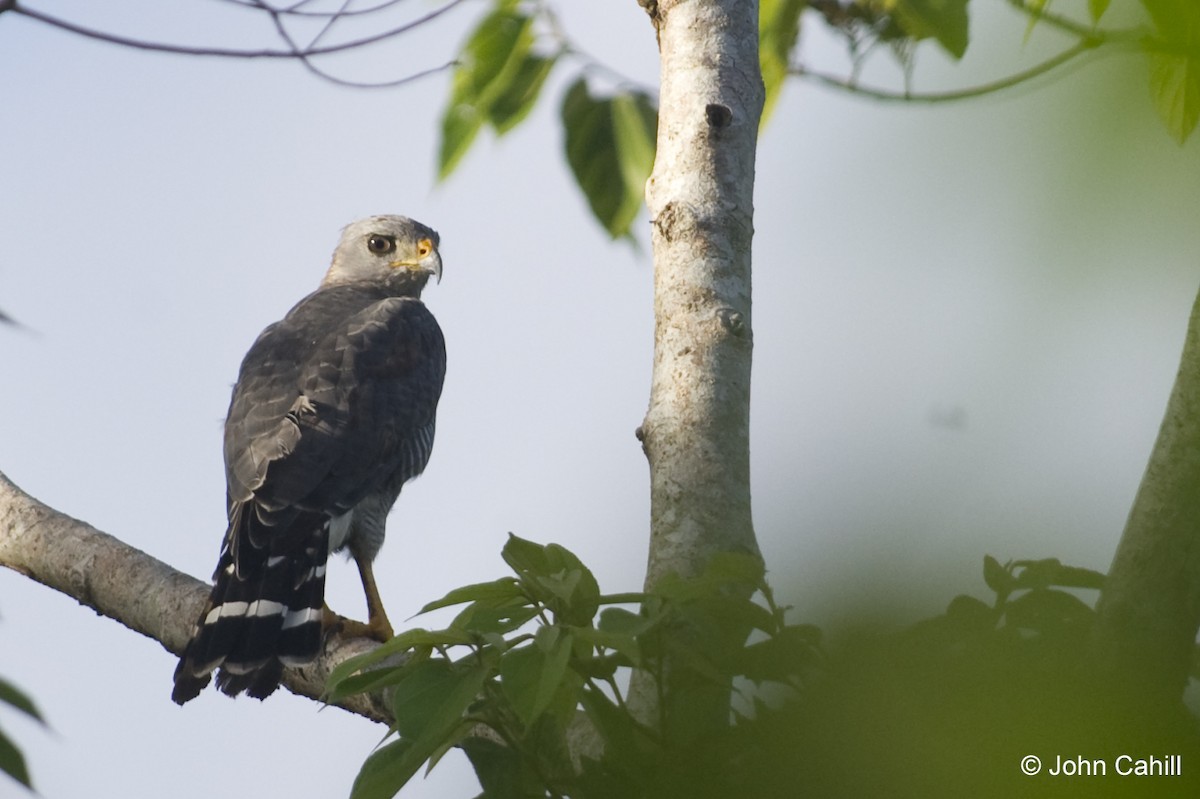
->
3, 1, 1199, 797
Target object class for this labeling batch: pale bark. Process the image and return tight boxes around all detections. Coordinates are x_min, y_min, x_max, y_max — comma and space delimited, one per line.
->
639, 0, 763, 592
1091, 287, 1200, 705
629, 0, 764, 739
0, 469, 392, 723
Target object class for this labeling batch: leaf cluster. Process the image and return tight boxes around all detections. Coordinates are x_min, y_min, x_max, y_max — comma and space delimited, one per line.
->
436, 0, 656, 241
1018, 0, 1200, 143
331, 546, 1200, 798
326, 535, 818, 799
806, 0, 1200, 144
434, 0, 1200, 246
807, 0, 969, 68
723, 555, 1200, 798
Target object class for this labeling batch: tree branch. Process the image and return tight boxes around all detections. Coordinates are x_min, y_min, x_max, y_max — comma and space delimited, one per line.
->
793, 38, 1102, 104
6, 0, 466, 61
0, 469, 393, 724
217, 0, 415, 20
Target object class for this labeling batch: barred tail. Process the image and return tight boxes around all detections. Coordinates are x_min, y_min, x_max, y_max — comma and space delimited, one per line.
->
171, 517, 329, 704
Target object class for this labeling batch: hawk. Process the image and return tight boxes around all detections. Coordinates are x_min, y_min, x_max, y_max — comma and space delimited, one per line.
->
172, 215, 446, 704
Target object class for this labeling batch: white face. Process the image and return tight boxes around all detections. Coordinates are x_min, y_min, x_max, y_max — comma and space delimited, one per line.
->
324, 215, 442, 287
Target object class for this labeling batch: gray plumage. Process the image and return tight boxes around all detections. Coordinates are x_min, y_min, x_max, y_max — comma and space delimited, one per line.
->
173, 215, 446, 704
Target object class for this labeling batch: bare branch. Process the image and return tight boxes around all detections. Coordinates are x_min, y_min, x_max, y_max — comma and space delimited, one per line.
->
255, 0, 459, 89
6, 0, 466, 61
0, 469, 393, 724
793, 38, 1103, 104
216, 0, 416, 20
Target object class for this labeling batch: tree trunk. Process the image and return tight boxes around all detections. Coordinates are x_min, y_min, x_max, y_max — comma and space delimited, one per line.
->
639, 0, 763, 592
1092, 285, 1200, 706
631, 0, 764, 739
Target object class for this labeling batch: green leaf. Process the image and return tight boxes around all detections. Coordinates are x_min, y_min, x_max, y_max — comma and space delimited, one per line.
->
1003, 588, 1094, 634
561, 78, 658, 239
488, 54, 557, 134
1143, 0, 1200, 143
982, 555, 1011, 597
438, 9, 537, 179
328, 659, 423, 703
681, 593, 778, 645
0, 679, 42, 723
944, 594, 996, 628
500, 627, 574, 727
782, 622, 823, 647
1011, 558, 1104, 591
759, 0, 805, 126
349, 659, 490, 797
909, 594, 996, 646
423, 720, 475, 778
1089, 0, 1110, 22
610, 91, 658, 203
390, 658, 490, 744
598, 607, 656, 637
419, 577, 525, 614
326, 626, 476, 701
0, 727, 31, 790
501, 533, 549, 575
501, 534, 601, 625
349, 738, 417, 799
579, 685, 656, 772
1021, 0, 1050, 42
701, 551, 767, 590
1049, 564, 1105, 591
1009, 557, 1062, 591
579, 607, 659, 665
569, 651, 628, 680
888, 0, 970, 59
450, 598, 540, 636
1149, 52, 1200, 144
462, 11, 532, 103
737, 625, 822, 682
459, 737, 544, 799
438, 100, 483, 181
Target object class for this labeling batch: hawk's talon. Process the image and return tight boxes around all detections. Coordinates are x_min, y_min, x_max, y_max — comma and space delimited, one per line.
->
322, 607, 394, 643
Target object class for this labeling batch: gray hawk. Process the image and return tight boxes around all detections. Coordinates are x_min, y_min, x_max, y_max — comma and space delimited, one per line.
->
172, 215, 446, 704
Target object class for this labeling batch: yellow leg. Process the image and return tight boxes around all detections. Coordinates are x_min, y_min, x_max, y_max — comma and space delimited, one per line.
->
355, 553, 395, 642
326, 554, 395, 642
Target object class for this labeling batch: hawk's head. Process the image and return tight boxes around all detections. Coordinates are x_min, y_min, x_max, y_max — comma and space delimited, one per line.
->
323, 215, 442, 290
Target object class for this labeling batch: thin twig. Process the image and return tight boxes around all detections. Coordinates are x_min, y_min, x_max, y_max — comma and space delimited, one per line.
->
1005, 0, 1142, 44
216, 0, 414, 18
793, 38, 1100, 103
9, 0, 466, 59
253, 0, 457, 88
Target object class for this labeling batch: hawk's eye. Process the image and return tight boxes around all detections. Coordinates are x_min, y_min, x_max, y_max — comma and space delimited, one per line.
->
367, 235, 396, 255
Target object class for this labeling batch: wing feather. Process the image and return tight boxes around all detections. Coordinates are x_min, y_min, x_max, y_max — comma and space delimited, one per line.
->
223, 285, 446, 564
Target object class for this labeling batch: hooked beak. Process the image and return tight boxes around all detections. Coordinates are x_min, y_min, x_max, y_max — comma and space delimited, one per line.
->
424, 250, 443, 284
391, 249, 442, 284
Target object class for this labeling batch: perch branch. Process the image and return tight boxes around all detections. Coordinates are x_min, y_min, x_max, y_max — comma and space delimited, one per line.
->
0, 469, 392, 724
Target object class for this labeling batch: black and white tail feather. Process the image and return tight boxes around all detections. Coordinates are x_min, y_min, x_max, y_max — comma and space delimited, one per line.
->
171, 508, 331, 703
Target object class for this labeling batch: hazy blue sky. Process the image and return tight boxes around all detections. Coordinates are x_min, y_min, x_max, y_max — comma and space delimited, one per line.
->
3, 1, 1198, 797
